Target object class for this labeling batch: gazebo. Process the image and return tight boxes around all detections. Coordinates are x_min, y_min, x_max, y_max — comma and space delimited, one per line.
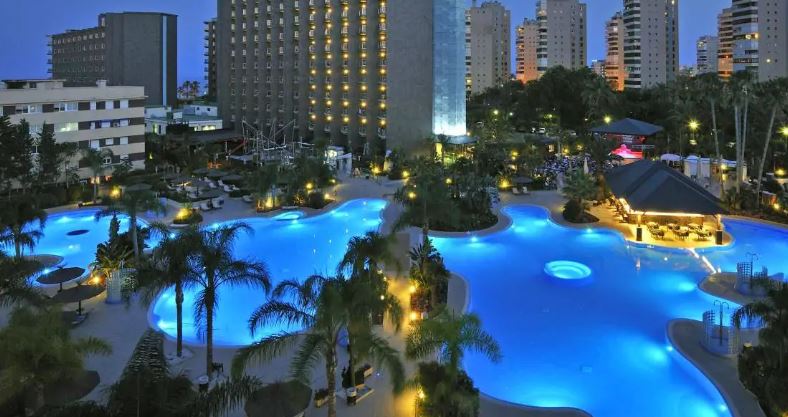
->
591, 118, 664, 160
605, 160, 727, 245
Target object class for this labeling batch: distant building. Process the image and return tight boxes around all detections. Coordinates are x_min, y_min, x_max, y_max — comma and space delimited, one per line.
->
215, 0, 467, 152
605, 12, 625, 91
622, 0, 679, 90
731, 0, 759, 75
204, 19, 218, 100
697, 36, 719, 75
717, 8, 734, 80
536, 0, 587, 78
0, 79, 147, 180
758, 0, 788, 81
145, 103, 223, 136
466, 1, 511, 96
49, 12, 177, 106
591, 60, 606, 77
515, 18, 539, 83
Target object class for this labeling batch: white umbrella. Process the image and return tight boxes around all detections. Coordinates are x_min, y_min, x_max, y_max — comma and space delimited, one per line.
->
583, 157, 589, 175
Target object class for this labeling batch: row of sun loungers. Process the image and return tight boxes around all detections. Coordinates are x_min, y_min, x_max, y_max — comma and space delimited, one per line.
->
511, 186, 530, 195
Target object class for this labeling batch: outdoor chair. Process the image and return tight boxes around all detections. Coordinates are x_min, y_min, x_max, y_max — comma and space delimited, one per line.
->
242, 195, 253, 203
200, 202, 212, 211
223, 185, 233, 193
521, 186, 530, 195
512, 188, 521, 195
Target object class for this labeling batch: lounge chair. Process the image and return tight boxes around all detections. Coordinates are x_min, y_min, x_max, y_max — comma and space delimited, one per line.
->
200, 202, 212, 211
208, 182, 217, 189
223, 185, 233, 193
242, 195, 253, 203
218, 180, 226, 187
512, 187, 521, 195
521, 186, 530, 195
212, 198, 224, 208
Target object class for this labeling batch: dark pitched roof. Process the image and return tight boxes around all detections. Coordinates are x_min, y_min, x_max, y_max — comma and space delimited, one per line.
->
591, 118, 664, 137
605, 160, 726, 215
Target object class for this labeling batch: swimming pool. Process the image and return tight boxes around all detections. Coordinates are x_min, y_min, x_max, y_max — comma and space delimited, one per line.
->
149, 199, 387, 346
431, 205, 744, 417
700, 218, 788, 278
11, 209, 156, 286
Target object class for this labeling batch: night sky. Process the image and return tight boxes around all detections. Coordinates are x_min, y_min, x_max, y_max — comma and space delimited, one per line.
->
0, 0, 730, 85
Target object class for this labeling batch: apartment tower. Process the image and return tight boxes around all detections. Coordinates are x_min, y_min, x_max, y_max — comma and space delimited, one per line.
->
215, 0, 467, 152
622, 0, 679, 90
466, 1, 511, 95
697, 36, 719, 75
717, 8, 734, 79
204, 19, 218, 100
731, 0, 759, 75
536, 0, 587, 78
515, 19, 539, 83
49, 12, 177, 106
605, 12, 625, 91
758, 0, 788, 80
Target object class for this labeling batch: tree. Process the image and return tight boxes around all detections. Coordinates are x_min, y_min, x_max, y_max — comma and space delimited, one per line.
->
0, 253, 47, 309
80, 148, 114, 203
36, 124, 75, 186
187, 223, 271, 379
97, 189, 166, 264
409, 236, 451, 311
394, 158, 457, 236
0, 307, 111, 416
135, 224, 199, 358
338, 231, 400, 280
412, 362, 480, 417
0, 195, 48, 259
247, 163, 280, 210
406, 308, 501, 373
754, 79, 787, 207
233, 274, 405, 417
733, 281, 788, 372
562, 171, 597, 212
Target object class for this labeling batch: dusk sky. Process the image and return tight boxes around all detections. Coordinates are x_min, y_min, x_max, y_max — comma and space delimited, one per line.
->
1, 0, 730, 85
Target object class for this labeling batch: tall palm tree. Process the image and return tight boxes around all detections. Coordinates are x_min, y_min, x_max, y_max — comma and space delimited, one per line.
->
97, 189, 166, 264
136, 224, 199, 358
394, 158, 457, 237
409, 235, 451, 311
233, 274, 405, 417
754, 80, 787, 206
79, 148, 114, 203
0, 195, 48, 259
0, 253, 47, 308
188, 223, 271, 379
406, 308, 501, 373
247, 163, 280, 210
562, 171, 597, 212
338, 231, 400, 280
0, 307, 111, 416
733, 282, 788, 372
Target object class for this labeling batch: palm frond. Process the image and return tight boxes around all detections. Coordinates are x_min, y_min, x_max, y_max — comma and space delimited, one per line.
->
231, 332, 301, 378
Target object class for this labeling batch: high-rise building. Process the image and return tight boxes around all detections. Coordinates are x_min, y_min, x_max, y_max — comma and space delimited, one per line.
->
536, 0, 587, 78
466, 1, 511, 95
591, 60, 606, 77
697, 36, 719, 75
215, 0, 467, 152
605, 12, 625, 91
49, 12, 177, 106
717, 8, 734, 79
204, 19, 218, 100
622, 0, 679, 90
515, 18, 539, 83
731, 0, 759, 75
758, 0, 788, 80
0, 79, 147, 180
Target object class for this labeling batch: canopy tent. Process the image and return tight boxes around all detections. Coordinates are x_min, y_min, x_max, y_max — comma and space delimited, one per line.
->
591, 118, 664, 137
605, 160, 725, 215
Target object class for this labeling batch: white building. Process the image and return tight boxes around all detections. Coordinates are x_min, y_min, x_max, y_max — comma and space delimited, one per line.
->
622, 0, 679, 90
145, 103, 222, 135
466, 1, 511, 95
536, 0, 587, 78
0, 79, 146, 180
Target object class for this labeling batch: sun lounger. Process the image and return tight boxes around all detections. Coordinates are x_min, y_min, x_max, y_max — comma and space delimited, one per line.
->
242, 195, 253, 203
208, 182, 217, 189
521, 186, 530, 195
223, 185, 233, 193
512, 187, 521, 195
212, 198, 224, 208
200, 202, 212, 211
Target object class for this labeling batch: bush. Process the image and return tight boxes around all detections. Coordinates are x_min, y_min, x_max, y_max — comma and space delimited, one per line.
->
562, 199, 584, 222
738, 345, 788, 417
304, 192, 331, 209
173, 210, 203, 225
229, 189, 245, 198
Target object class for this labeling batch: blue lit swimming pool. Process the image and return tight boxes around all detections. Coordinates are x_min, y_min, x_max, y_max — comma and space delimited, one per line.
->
700, 218, 788, 278
10, 209, 156, 286
149, 199, 387, 346
431, 205, 744, 417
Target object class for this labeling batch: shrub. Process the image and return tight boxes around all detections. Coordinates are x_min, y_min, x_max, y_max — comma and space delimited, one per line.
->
562, 199, 584, 222
229, 189, 245, 198
173, 210, 203, 225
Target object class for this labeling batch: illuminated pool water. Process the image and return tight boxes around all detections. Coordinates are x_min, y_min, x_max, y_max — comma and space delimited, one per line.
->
149, 199, 387, 346
431, 205, 739, 417
544, 260, 592, 281
8, 209, 156, 286
700, 218, 788, 279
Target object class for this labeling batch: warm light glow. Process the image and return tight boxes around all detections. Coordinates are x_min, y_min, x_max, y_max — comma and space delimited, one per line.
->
604, 115, 612, 124
402, 170, 410, 178
176, 208, 190, 220
91, 275, 101, 285
781, 126, 788, 137
408, 191, 416, 200
417, 388, 426, 400
324, 193, 331, 200
776, 168, 786, 177
774, 203, 781, 211
688, 120, 700, 131
306, 182, 314, 190
409, 311, 418, 321
110, 187, 121, 198
499, 179, 510, 189
445, 178, 452, 185
409, 284, 417, 294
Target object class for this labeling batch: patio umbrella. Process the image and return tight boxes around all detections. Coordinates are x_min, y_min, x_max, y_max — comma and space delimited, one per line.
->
199, 189, 223, 199
51, 283, 104, 315
583, 157, 589, 175
125, 183, 152, 192
244, 381, 311, 417
207, 169, 228, 179
37, 267, 85, 291
193, 168, 210, 175
222, 174, 244, 184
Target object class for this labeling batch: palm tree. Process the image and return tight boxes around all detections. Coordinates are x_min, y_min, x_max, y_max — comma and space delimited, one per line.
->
0, 307, 111, 416
0, 195, 48, 259
406, 308, 501, 373
733, 282, 788, 372
247, 164, 280, 211
394, 158, 457, 237
411, 361, 480, 417
80, 148, 114, 203
409, 235, 451, 311
97, 189, 166, 264
233, 275, 405, 417
338, 231, 400, 280
136, 224, 199, 358
0, 253, 47, 308
188, 223, 271, 379
562, 171, 597, 212
754, 80, 787, 207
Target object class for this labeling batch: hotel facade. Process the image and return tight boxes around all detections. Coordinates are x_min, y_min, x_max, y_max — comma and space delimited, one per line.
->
215, 0, 467, 152
0, 79, 147, 180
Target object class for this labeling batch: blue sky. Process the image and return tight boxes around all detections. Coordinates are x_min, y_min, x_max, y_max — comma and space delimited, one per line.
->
0, 0, 730, 84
